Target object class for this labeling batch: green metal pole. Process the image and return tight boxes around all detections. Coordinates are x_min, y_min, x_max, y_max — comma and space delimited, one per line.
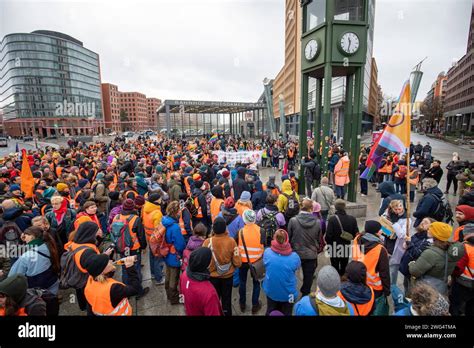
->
298, 73, 309, 195
314, 78, 323, 164
343, 74, 354, 152
347, 67, 364, 202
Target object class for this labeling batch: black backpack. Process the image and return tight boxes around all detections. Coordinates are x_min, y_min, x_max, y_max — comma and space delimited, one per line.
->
312, 162, 321, 181
429, 194, 454, 224
0, 220, 23, 244
258, 209, 278, 247
283, 192, 300, 220
59, 245, 90, 289
23, 288, 59, 316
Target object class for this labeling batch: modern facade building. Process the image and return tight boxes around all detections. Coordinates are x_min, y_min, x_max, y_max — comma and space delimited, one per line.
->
0, 30, 104, 137
146, 97, 161, 130
368, 57, 380, 125
101, 83, 121, 132
272, 0, 376, 138
119, 91, 148, 131
444, 2, 474, 134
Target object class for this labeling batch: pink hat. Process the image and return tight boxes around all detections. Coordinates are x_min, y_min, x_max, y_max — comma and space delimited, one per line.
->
312, 202, 321, 213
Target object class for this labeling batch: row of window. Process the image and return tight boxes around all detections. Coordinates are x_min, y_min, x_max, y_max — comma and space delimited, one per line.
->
445, 99, 474, 112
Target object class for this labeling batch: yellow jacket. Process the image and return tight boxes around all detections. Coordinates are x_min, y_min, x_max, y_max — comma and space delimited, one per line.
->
277, 180, 299, 213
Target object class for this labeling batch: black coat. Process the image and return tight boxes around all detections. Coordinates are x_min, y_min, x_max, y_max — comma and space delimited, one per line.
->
326, 211, 359, 246
233, 168, 250, 201
425, 166, 443, 183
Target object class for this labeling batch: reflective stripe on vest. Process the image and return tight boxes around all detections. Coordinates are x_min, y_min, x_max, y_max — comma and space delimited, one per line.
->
125, 190, 138, 199
461, 243, 474, 281
352, 236, 384, 291
179, 212, 189, 236
338, 288, 374, 316
84, 276, 132, 316
336, 159, 350, 177
194, 198, 203, 218
238, 224, 263, 263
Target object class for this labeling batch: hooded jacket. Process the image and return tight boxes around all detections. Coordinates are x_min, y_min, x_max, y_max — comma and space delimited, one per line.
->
409, 242, 465, 280
277, 180, 299, 213
326, 210, 359, 246
168, 179, 182, 203
202, 233, 242, 278
288, 212, 321, 260
340, 282, 374, 314
179, 248, 223, 316
256, 204, 286, 228
399, 231, 430, 277
413, 186, 444, 227
232, 167, 250, 201
251, 181, 267, 211
162, 215, 186, 268
221, 207, 238, 226
0, 274, 46, 316
459, 190, 474, 208
378, 181, 405, 216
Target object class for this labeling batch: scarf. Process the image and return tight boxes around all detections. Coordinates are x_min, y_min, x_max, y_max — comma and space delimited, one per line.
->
54, 199, 68, 225
270, 230, 293, 256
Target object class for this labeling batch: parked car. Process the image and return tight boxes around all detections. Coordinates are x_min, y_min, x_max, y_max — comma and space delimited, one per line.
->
107, 131, 118, 136
122, 131, 134, 137
144, 130, 155, 136
22, 136, 33, 142
45, 135, 57, 140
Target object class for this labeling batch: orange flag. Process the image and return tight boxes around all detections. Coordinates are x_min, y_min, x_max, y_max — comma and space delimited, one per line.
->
20, 149, 34, 199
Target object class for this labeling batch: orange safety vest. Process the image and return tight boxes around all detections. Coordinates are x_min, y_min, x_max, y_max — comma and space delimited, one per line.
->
352, 236, 384, 291
238, 224, 263, 263
141, 207, 162, 242
179, 210, 192, 236
184, 176, 192, 196
112, 214, 140, 251
453, 225, 466, 243
109, 174, 118, 192
194, 197, 203, 218
288, 148, 294, 159
0, 307, 27, 316
210, 197, 224, 223
84, 276, 132, 316
56, 166, 63, 178
335, 158, 350, 177
69, 242, 100, 273
379, 162, 393, 174
394, 165, 407, 179
408, 170, 419, 186
338, 288, 374, 316
74, 189, 83, 209
461, 243, 474, 281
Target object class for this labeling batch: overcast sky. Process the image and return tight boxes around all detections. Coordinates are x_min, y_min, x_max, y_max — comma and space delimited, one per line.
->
1, 0, 472, 102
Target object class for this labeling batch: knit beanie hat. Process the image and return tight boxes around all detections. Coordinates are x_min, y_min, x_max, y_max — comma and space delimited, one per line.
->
428, 222, 452, 242
83, 253, 110, 278
345, 261, 367, 284
148, 193, 161, 203
312, 202, 321, 213
95, 172, 105, 181
78, 179, 89, 188
0, 274, 28, 304
9, 184, 20, 192
455, 205, 474, 221
82, 200, 97, 211
240, 191, 251, 202
317, 265, 341, 298
122, 198, 135, 211
212, 217, 227, 235
243, 209, 256, 224
365, 220, 382, 235
56, 182, 69, 192
222, 169, 230, 178
193, 174, 202, 181
224, 197, 235, 209
134, 195, 146, 208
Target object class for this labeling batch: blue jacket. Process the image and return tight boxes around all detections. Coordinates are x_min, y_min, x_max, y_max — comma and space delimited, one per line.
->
262, 248, 300, 302
251, 181, 267, 211
227, 215, 244, 239
9, 243, 51, 277
394, 306, 413, 316
413, 186, 444, 227
135, 174, 149, 196
328, 154, 340, 172
162, 216, 186, 268
399, 231, 430, 277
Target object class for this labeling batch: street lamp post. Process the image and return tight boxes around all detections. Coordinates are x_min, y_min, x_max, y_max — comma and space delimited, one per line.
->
279, 94, 286, 138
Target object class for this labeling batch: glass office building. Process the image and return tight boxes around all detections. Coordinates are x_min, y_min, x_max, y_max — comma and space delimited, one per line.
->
0, 30, 104, 137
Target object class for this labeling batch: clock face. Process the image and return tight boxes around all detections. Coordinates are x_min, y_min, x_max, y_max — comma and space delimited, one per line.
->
305, 39, 318, 61
340, 32, 360, 55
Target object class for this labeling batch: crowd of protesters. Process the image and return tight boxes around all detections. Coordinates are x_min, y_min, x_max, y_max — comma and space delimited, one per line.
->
0, 132, 472, 317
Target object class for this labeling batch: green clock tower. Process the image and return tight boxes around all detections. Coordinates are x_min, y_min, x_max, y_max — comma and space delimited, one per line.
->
298, 0, 372, 202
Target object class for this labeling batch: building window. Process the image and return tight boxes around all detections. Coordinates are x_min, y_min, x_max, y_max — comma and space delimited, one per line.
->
334, 0, 365, 21
305, 0, 326, 32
